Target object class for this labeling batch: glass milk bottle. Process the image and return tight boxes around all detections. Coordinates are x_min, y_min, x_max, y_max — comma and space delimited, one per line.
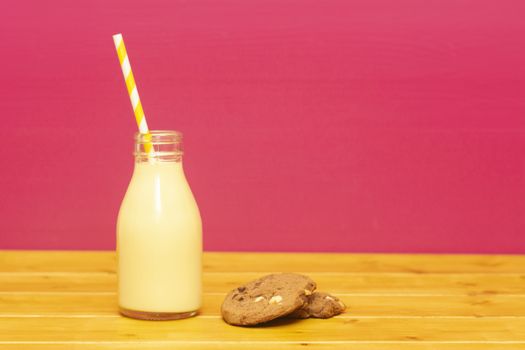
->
117, 131, 202, 320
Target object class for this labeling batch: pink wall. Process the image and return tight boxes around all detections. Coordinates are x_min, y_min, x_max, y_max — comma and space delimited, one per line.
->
1, 0, 524, 253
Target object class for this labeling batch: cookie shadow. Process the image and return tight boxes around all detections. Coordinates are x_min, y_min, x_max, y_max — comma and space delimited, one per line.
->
254, 317, 306, 328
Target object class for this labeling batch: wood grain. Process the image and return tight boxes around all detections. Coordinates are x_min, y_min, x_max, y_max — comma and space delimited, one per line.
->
2, 316, 525, 341
1, 251, 525, 349
1, 344, 525, 350
1, 272, 524, 295
2, 251, 525, 273
1, 294, 525, 317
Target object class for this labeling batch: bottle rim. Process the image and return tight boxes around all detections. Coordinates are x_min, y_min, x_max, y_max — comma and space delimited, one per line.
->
133, 130, 183, 162
134, 130, 183, 144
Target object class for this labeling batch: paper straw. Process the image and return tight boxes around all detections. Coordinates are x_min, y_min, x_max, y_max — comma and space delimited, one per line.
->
112, 33, 153, 154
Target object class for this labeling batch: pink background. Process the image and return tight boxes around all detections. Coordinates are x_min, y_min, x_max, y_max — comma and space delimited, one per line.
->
1, 0, 525, 253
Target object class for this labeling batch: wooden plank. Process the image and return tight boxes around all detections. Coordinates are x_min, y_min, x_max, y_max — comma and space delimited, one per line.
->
0, 343, 524, 350
1, 317, 525, 342
1, 272, 524, 295
0, 251, 116, 273
203, 253, 525, 274
2, 251, 525, 273
2, 294, 525, 317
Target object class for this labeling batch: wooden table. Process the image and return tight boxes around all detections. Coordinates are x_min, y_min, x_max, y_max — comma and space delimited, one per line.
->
1, 251, 525, 349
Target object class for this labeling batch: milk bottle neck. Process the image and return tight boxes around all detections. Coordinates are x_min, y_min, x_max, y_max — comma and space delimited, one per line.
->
134, 130, 183, 163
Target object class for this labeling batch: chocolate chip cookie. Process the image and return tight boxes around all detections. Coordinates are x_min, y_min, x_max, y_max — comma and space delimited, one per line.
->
289, 291, 346, 318
221, 273, 316, 326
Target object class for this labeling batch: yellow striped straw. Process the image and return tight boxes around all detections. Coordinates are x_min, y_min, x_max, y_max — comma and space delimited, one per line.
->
112, 33, 153, 153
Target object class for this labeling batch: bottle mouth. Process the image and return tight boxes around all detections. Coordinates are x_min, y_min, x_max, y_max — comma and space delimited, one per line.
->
134, 130, 183, 162
134, 130, 183, 144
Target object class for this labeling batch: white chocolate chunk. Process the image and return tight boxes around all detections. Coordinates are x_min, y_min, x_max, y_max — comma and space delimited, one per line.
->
269, 295, 283, 304
254, 296, 265, 302
304, 289, 312, 296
